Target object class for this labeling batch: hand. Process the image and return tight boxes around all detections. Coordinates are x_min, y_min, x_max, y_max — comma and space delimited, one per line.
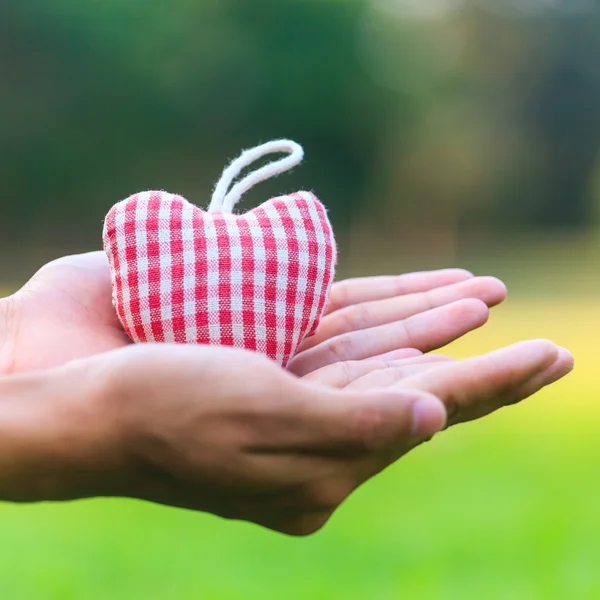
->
0, 252, 131, 373
0, 252, 506, 376
0, 339, 572, 536
289, 268, 506, 377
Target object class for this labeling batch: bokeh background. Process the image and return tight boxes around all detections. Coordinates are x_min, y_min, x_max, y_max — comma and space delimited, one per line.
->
1, 0, 599, 598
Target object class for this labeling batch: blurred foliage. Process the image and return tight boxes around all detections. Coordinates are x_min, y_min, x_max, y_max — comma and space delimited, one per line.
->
1, 0, 600, 254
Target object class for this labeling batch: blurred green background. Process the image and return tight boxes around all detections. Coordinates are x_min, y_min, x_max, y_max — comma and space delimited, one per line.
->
1, 0, 599, 598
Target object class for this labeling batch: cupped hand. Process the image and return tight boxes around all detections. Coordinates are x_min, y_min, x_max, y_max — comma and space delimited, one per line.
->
40, 338, 571, 536
0, 252, 131, 374
0, 252, 506, 376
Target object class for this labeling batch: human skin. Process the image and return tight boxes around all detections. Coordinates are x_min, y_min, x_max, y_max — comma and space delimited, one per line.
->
0, 251, 573, 535
0, 251, 508, 375
0, 338, 572, 536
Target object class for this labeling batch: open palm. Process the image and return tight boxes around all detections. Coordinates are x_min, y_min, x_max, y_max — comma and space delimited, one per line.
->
0, 252, 507, 378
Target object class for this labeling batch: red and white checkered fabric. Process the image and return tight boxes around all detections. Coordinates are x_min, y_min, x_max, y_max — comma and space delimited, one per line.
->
103, 190, 337, 366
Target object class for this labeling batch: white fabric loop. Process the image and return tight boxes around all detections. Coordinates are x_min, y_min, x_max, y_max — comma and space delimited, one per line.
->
209, 140, 304, 213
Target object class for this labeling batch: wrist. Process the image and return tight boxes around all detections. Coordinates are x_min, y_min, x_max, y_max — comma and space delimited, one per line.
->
0, 363, 133, 503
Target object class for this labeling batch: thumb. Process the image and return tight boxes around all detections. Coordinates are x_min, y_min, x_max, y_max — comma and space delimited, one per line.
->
297, 383, 447, 458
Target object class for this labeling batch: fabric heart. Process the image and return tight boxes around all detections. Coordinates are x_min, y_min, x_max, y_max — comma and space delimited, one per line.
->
103, 141, 337, 367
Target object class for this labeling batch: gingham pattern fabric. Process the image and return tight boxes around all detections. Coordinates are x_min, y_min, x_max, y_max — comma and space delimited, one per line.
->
103, 190, 337, 367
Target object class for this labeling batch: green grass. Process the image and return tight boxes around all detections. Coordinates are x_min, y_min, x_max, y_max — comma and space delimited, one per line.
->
0, 298, 597, 599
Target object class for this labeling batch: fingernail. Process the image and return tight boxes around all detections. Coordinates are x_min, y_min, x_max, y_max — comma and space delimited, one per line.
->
411, 397, 447, 439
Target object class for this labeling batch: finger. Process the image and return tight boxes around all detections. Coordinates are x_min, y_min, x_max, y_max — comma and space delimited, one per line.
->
301, 350, 422, 388
373, 349, 425, 361
291, 385, 447, 459
325, 269, 474, 315
507, 346, 574, 402
289, 299, 489, 377
304, 277, 506, 350
345, 358, 456, 391
398, 340, 564, 426
303, 354, 453, 389
352, 345, 570, 486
